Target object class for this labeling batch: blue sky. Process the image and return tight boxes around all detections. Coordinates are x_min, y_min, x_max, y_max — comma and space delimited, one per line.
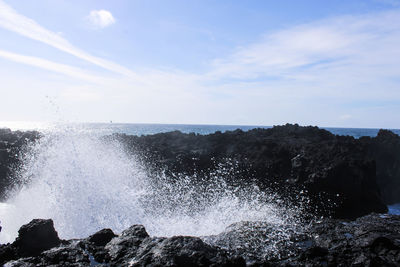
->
0, 0, 399, 128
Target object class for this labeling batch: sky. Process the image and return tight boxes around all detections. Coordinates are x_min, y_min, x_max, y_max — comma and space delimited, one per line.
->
0, 0, 399, 128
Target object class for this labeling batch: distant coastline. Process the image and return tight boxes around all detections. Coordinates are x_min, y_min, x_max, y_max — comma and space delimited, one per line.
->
0, 121, 399, 138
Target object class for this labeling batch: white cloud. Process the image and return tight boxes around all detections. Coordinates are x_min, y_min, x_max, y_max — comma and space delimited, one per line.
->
0, 1, 135, 78
87, 10, 115, 29
0, 0, 400, 127
209, 10, 400, 83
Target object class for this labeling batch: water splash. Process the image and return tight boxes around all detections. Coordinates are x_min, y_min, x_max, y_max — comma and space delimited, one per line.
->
0, 131, 305, 252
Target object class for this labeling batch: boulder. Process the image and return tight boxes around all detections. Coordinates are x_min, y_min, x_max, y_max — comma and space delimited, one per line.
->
87, 228, 117, 246
13, 219, 61, 257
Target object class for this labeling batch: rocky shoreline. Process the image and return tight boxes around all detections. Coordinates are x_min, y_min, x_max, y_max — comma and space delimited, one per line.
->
1, 124, 400, 266
114, 124, 400, 219
1, 213, 399, 266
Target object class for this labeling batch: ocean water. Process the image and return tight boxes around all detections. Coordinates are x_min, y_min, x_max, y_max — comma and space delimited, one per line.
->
0, 121, 399, 245
1, 121, 399, 137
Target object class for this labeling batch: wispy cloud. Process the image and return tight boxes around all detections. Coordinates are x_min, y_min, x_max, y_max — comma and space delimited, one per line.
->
0, 49, 106, 83
0, 0, 135, 78
87, 10, 115, 29
0, 0, 399, 127
209, 10, 400, 84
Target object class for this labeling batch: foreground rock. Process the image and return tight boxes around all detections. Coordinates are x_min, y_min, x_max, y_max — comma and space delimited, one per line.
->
115, 124, 398, 219
0, 219, 61, 264
1, 215, 400, 266
1, 219, 245, 266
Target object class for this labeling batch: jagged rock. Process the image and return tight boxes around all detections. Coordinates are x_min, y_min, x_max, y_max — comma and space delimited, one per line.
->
0, 243, 18, 265
14, 219, 60, 257
103, 224, 149, 264
204, 221, 307, 263
115, 124, 392, 219
87, 228, 116, 246
0, 219, 61, 265
2, 125, 400, 219
2, 215, 400, 266
4, 241, 92, 267
129, 235, 246, 267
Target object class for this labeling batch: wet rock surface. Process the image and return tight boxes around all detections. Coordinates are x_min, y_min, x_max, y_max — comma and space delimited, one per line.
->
115, 124, 400, 219
1, 125, 400, 219
1, 214, 400, 266
0, 128, 39, 201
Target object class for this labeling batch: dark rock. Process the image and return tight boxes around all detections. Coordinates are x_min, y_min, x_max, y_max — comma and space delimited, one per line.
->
101, 224, 245, 266
364, 129, 400, 204
103, 224, 150, 264
0, 128, 39, 201
2, 125, 400, 219
87, 228, 116, 246
14, 219, 60, 257
2, 214, 400, 266
114, 124, 391, 219
127, 235, 245, 267
204, 220, 306, 262
5, 242, 92, 267
0, 243, 18, 264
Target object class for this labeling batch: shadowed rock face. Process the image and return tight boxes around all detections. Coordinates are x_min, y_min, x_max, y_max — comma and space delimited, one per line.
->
362, 129, 400, 205
1, 215, 399, 266
0, 219, 61, 264
0, 128, 39, 200
0, 124, 399, 220
14, 219, 61, 257
115, 124, 399, 219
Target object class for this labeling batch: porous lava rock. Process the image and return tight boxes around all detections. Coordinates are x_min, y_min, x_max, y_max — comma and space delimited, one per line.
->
2, 215, 400, 266
114, 124, 396, 219
13, 219, 61, 257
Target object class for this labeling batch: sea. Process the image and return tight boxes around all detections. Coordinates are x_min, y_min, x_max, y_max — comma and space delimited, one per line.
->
1, 121, 400, 138
0, 121, 399, 244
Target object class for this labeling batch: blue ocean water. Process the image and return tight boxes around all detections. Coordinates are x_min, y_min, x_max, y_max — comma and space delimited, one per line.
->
388, 203, 400, 215
2, 121, 399, 138
55, 123, 400, 138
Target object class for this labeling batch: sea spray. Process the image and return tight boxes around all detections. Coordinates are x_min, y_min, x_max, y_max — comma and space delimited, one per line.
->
0, 130, 306, 259
0, 132, 149, 242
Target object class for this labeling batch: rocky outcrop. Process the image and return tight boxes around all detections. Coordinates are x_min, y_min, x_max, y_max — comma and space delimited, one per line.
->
362, 129, 400, 204
1, 124, 400, 220
0, 219, 61, 264
115, 124, 394, 219
1, 220, 245, 266
0, 128, 39, 200
1, 215, 400, 266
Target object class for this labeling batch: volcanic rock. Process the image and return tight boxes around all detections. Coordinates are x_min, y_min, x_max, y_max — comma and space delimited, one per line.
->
87, 228, 117, 247
13, 219, 61, 257
2, 215, 400, 266
363, 129, 400, 204
0, 128, 39, 200
115, 124, 394, 219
